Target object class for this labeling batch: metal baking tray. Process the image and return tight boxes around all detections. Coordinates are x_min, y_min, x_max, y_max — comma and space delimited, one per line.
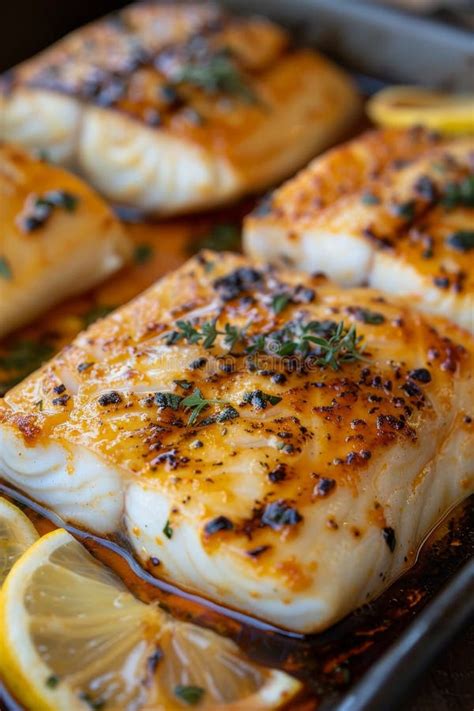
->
0, 2, 473, 710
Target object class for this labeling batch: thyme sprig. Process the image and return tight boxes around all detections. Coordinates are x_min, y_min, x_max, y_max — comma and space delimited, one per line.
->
165, 316, 367, 371
246, 320, 367, 370
164, 319, 246, 351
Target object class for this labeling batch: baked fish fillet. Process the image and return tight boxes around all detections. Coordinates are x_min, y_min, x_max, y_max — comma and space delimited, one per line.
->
0, 252, 472, 633
0, 143, 130, 338
0, 2, 360, 216
244, 128, 474, 332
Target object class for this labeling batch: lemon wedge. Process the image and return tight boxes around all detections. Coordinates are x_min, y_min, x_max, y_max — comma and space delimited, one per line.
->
0, 496, 38, 585
367, 86, 474, 135
0, 529, 301, 711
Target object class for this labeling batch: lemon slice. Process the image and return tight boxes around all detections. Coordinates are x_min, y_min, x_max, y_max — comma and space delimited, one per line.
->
0, 529, 301, 711
367, 86, 474, 135
0, 496, 38, 585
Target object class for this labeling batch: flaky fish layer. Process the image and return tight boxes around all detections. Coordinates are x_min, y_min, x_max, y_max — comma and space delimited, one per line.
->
0, 143, 130, 337
0, 3, 359, 215
0, 252, 472, 632
244, 128, 474, 332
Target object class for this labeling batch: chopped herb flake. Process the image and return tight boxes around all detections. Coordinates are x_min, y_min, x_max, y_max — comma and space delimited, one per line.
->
272, 293, 292, 315
174, 685, 205, 706
191, 223, 241, 253
155, 392, 183, 410
242, 390, 282, 410
133, 243, 154, 264
163, 520, 173, 539
446, 230, 474, 252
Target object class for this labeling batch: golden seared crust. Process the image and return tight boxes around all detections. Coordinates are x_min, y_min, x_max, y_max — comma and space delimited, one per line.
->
0, 251, 472, 631
2, 250, 471, 477
250, 127, 447, 223
5, 3, 288, 123
244, 128, 474, 330
0, 143, 130, 337
0, 3, 359, 214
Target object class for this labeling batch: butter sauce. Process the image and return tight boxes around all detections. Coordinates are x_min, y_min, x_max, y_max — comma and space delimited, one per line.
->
0, 481, 472, 711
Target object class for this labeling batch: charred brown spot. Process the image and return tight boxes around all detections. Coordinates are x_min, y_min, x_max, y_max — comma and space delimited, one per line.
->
246, 545, 271, 558
313, 477, 336, 497
261, 500, 302, 530
213, 267, 262, 301
268, 463, 287, 483
382, 527, 396, 552
408, 368, 431, 384
98, 391, 123, 406
204, 516, 234, 536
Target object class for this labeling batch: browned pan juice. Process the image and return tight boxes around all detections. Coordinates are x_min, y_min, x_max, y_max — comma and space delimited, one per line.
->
0, 484, 472, 711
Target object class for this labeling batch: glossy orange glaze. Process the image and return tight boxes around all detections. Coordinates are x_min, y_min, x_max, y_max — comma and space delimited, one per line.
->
246, 128, 474, 292
0, 205, 246, 392
1, 251, 471, 517
0, 144, 129, 336
4, 3, 358, 180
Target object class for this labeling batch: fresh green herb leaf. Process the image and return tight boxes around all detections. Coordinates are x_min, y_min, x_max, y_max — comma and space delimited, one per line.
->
163, 520, 173, 539
134, 243, 154, 264
446, 230, 474, 252
174, 684, 205, 706
245, 320, 367, 370
272, 293, 292, 315
174, 320, 201, 344
223, 323, 244, 351
82, 305, 116, 328
181, 387, 227, 425
45, 675, 60, 689
0, 256, 12, 280
168, 320, 221, 349
200, 320, 219, 349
